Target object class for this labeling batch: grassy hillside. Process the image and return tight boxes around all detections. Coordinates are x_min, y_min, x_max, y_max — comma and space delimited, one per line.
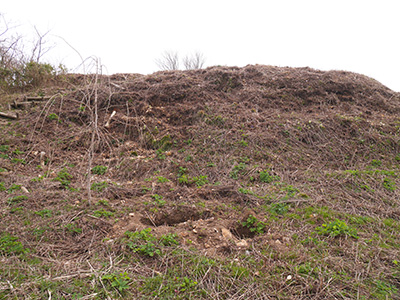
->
0, 65, 399, 299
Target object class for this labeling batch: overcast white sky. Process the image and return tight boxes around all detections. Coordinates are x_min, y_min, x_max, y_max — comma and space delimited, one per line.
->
2, 0, 400, 91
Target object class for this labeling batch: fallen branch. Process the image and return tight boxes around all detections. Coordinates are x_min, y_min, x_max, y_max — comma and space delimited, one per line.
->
10, 100, 34, 109
25, 96, 50, 101
0, 111, 18, 120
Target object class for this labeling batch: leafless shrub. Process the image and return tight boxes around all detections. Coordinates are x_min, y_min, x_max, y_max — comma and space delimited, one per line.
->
156, 50, 206, 71
183, 52, 205, 70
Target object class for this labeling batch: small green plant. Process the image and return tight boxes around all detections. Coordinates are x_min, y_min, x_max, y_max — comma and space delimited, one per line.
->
91, 181, 108, 192
230, 163, 247, 179
11, 158, 26, 164
0, 145, 10, 152
47, 113, 59, 121
315, 219, 358, 239
124, 229, 161, 257
192, 175, 209, 187
156, 176, 169, 183
238, 187, 256, 196
7, 184, 21, 193
65, 223, 83, 235
160, 233, 179, 246
259, 170, 280, 183
206, 162, 216, 167
93, 209, 114, 218
242, 215, 266, 234
238, 139, 248, 147
0, 182, 6, 191
0, 233, 28, 255
269, 202, 289, 215
91, 165, 107, 175
12, 148, 24, 155
178, 173, 190, 184
53, 168, 73, 188
102, 272, 131, 294
97, 199, 110, 206
151, 194, 166, 207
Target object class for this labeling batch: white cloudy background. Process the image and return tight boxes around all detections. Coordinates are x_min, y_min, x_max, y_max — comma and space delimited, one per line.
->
2, 0, 399, 91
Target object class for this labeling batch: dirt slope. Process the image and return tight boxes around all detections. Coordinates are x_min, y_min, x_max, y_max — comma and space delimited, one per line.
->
0, 65, 399, 299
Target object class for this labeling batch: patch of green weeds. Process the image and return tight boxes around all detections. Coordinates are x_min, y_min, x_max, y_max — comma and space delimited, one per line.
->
12, 148, 24, 155
97, 199, 110, 206
91, 165, 107, 175
230, 162, 247, 179
0, 145, 10, 152
238, 187, 256, 196
151, 194, 166, 207
47, 113, 59, 121
207, 162, 216, 167
156, 176, 169, 183
315, 219, 358, 239
177, 167, 208, 187
93, 209, 114, 218
0, 233, 29, 255
11, 158, 26, 164
7, 183, 22, 194
65, 223, 83, 235
242, 215, 266, 234
91, 181, 108, 192
124, 228, 161, 257
123, 229, 180, 258
383, 177, 396, 192
269, 202, 289, 215
7, 195, 28, 205
142, 275, 200, 298
31, 175, 44, 182
101, 272, 131, 295
53, 168, 73, 188
0, 181, 6, 191
373, 280, 398, 298
192, 175, 209, 187
34, 209, 52, 218
238, 139, 248, 147
370, 159, 382, 167
259, 170, 280, 183
160, 233, 179, 246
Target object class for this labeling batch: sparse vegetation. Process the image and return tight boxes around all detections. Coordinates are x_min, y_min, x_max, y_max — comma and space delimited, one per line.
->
0, 64, 399, 299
